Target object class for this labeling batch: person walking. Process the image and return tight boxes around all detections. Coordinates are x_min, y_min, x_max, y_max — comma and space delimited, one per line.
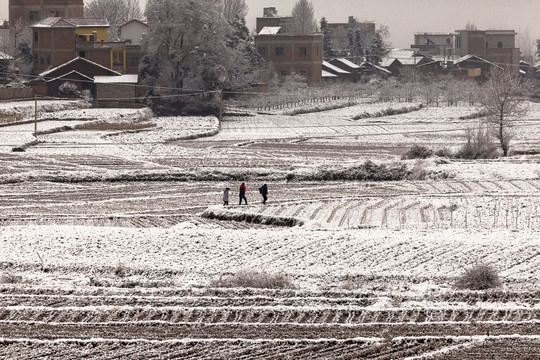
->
239, 182, 247, 205
259, 184, 268, 204
223, 187, 230, 205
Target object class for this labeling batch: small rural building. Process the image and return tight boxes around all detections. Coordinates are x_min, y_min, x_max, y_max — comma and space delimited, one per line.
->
27, 56, 121, 96
94, 74, 139, 100
381, 49, 431, 76
322, 60, 352, 81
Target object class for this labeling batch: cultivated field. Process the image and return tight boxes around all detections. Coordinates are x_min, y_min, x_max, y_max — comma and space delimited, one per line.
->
0, 98, 539, 358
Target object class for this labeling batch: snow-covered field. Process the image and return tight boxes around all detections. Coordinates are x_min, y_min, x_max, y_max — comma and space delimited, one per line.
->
0, 99, 539, 358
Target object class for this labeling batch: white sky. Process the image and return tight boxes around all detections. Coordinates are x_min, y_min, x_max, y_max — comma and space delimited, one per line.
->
1, 0, 539, 49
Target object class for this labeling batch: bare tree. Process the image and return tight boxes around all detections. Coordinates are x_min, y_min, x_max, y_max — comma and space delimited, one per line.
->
481, 68, 533, 156
464, 21, 477, 30
516, 27, 535, 63
85, 0, 143, 40
290, 0, 317, 35
222, 0, 248, 23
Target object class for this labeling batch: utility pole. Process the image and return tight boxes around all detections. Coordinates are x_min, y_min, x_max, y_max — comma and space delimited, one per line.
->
34, 95, 37, 135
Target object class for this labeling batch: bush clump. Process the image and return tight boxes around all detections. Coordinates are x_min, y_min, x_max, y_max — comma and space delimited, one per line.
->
209, 270, 296, 289
454, 263, 502, 290
402, 145, 434, 159
455, 124, 498, 159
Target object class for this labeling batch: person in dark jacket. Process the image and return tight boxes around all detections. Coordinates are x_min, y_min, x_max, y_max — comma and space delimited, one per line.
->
239, 182, 247, 205
223, 187, 230, 205
259, 184, 268, 204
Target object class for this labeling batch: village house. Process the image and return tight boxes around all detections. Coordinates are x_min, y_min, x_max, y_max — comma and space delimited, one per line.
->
411, 29, 520, 75
24, 55, 144, 99
31, 17, 143, 75
9, 0, 84, 25
254, 8, 323, 84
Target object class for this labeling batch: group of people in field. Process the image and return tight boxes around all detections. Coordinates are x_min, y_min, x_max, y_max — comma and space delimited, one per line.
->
222, 183, 268, 206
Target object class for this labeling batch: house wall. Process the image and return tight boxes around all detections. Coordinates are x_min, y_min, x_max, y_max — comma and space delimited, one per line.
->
96, 83, 135, 100
32, 27, 75, 73
456, 30, 519, 71
75, 27, 108, 42
9, 0, 83, 25
119, 22, 148, 45
254, 34, 323, 84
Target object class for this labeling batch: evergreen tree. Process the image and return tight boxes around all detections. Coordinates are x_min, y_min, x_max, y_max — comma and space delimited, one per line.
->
320, 17, 335, 59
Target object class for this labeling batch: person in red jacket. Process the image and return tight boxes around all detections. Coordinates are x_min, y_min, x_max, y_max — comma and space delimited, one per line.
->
239, 182, 247, 205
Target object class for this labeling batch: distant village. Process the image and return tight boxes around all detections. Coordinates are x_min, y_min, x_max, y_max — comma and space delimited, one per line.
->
0, 0, 539, 102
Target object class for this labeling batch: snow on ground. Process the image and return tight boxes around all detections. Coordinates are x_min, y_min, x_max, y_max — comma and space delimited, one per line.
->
0, 225, 538, 292
0, 99, 90, 119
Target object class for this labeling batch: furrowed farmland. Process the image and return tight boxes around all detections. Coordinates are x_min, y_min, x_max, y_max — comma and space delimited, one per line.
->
0, 98, 540, 358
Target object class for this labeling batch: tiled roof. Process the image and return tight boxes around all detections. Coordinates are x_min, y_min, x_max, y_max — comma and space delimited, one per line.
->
322, 61, 350, 74
39, 57, 121, 78
33, 17, 109, 28
321, 70, 338, 78
332, 58, 360, 69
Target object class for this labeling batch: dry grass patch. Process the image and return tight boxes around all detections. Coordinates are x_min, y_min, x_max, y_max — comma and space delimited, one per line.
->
210, 270, 296, 289
78, 122, 156, 131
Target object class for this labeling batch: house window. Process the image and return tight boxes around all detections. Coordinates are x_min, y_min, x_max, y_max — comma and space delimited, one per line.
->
130, 56, 139, 67
316, 46, 319, 56
279, 70, 287, 76
46, 55, 50, 65
48, 11, 59, 17
275, 47, 284, 56
300, 70, 307, 76
497, 41, 503, 48
29, 11, 39, 21
446, 38, 451, 45
299, 47, 307, 56
79, 51, 86, 58
258, 47, 266, 56
34, 32, 38, 42
40, 57, 44, 64
485, 41, 488, 48
456, 36, 461, 48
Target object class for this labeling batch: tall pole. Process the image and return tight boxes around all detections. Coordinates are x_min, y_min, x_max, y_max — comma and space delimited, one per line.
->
34, 95, 37, 135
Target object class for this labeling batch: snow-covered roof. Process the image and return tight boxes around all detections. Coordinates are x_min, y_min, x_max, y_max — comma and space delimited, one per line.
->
118, 19, 148, 29
39, 57, 121, 78
322, 61, 350, 74
0, 51, 13, 60
360, 62, 392, 74
321, 70, 338, 78
454, 54, 500, 69
33, 17, 109, 28
258, 27, 281, 35
332, 58, 360, 69
94, 74, 139, 84
46, 70, 93, 83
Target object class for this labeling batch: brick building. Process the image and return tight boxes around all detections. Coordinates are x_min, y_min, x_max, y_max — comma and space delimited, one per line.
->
411, 29, 519, 73
9, 0, 84, 25
31, 17, 143, 75
454, 30, 519, 71
254, 8, 323, 84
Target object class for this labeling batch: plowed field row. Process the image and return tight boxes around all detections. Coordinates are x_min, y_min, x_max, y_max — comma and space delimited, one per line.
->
0, 307, 539, 324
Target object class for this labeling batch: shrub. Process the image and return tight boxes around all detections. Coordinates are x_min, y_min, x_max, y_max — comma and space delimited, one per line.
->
455, 124, 498, 159
402, 145, 434, 160
454, 263, 502, 290
209, 270, 296, 289
114, 263, 126, 277
434, 148, 454, 158
1, 272, 22, 284
58, 81, 81, 96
